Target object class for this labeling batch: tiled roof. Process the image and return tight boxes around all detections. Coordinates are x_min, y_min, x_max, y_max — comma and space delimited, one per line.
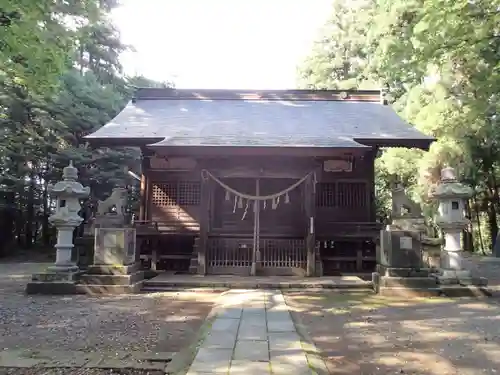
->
85, 88, 434, 149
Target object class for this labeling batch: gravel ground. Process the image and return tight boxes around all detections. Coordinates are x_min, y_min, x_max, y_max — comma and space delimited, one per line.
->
285, 256, 500, 375
0, 262, 219, 358
0, 368, 164, 375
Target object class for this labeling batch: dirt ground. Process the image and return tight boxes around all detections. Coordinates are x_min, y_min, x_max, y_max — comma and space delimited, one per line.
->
0, 262, 221, 374
285, 291, 500, 375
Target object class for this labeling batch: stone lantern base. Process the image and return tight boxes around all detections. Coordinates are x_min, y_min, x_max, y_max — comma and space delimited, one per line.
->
433, 272, 489, 297
26, 268, 83, 295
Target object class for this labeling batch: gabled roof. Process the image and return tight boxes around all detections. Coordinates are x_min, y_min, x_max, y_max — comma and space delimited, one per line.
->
85, 88, 435, 150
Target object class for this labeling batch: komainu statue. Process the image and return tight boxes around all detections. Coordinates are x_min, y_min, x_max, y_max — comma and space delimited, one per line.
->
97, 187, 128, 216
391, 184, 422, 218
388, 183, 442, 269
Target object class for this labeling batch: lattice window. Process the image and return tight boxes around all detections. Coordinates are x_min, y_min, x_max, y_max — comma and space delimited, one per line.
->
152, 183, 177, 206
152, 181, 200, 207
316, 183, 336, 207
178, 182, 201, 205
337, 182, 367, 207
316, 182, 367, 207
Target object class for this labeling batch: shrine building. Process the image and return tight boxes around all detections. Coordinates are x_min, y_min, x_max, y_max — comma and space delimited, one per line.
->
85, 88, 434, 277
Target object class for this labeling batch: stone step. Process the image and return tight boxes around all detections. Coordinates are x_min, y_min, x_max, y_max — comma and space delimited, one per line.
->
79, 271, 144, 286
76, 282, 144, 295
378, 286, 441, 297
142, 279, 373, 291
376, 265, 433, 278
188, 256, 198, 274
141, 286, 230, 293
379, 276, 438, 289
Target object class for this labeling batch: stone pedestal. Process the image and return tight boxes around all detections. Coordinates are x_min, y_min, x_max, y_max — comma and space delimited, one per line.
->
79, 227, 144, 294
373, 229, 439, 297
94, 213, 129, 229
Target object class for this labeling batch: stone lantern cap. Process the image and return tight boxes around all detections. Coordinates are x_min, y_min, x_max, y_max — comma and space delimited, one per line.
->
48, 161, 90, 199
429, 167, 473, 200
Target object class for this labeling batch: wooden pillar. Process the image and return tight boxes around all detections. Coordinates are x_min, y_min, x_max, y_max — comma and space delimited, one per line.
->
139, 150, 151, 221
369, 148, 378, 222
305, 173, 316, 277
198, 174, 210, 275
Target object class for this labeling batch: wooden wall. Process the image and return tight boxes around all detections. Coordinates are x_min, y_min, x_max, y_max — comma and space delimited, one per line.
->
141, 152, 376, 237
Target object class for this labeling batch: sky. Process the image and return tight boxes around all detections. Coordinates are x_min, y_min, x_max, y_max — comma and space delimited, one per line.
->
112, 0, 332, 89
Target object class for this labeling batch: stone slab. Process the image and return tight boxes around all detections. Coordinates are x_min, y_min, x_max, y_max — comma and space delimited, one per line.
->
237, 325, 267, 341
189, 348, 232, 373
217, 307, 242, 319
270, 360, 312, 375
268, 332, 302, 351
267, 320, 296, 333
211, 318, 240, 332
229, 360, 271, 374
270, 349, 309, 365
233, 340, 269, 361
239, 316, 266, 328
266, 310, 292, 322
242, 306, 266, 314
202, 331, 237, 350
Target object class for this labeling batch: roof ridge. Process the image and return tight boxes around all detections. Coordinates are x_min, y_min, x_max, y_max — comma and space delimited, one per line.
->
132, 88, 385, 103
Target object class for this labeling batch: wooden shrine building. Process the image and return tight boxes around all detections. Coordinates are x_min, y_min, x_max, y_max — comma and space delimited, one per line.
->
85, 88, 434, 276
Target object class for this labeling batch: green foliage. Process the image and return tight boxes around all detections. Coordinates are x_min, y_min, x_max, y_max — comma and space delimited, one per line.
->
300, 0, 500, 251
0, 0, 167, 252
0, 0, 100, 93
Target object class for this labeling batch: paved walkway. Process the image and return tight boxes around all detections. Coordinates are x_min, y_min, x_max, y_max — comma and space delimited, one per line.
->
187, 289, 313, 375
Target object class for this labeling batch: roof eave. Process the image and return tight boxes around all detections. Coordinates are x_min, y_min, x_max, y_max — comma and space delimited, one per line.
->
355, 137, 436, 151
147, 144, 372, 157
84, 136, 164, 148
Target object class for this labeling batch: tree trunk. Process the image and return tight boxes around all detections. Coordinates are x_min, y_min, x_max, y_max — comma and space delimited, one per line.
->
473, 195, 486, 254
25, 175, 35, 249
487, 200, 498, 251
41, 160, 51, 246
463, 199, 474, 252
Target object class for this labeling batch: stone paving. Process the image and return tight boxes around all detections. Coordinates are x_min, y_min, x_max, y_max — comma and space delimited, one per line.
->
187, 289, 313, 375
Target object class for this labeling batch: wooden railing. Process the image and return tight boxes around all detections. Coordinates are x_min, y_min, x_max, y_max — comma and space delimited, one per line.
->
133, 220, 199, 235
316, 221, 382, 237
206, 237, 306, 270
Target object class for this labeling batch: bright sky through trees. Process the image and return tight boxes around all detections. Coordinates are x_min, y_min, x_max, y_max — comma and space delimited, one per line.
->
112, 0, 332, 89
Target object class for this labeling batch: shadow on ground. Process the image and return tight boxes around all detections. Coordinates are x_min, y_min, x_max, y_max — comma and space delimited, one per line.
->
0, 262, 219, 355
285, 290, 500, 375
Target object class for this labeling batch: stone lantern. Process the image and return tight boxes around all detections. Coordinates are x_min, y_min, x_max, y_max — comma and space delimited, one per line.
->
429, 167, 477, 283
27, 161, 91, 294
47, 161, 90, 272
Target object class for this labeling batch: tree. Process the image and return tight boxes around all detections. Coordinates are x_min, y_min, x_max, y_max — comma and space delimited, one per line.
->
0, 0, 169, 253
0, 0, 100, 93
299, 0, 500, 251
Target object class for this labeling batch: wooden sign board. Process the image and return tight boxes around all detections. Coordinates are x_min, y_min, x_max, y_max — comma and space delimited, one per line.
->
150, 156, 197, 170
323, 159, 352, 172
